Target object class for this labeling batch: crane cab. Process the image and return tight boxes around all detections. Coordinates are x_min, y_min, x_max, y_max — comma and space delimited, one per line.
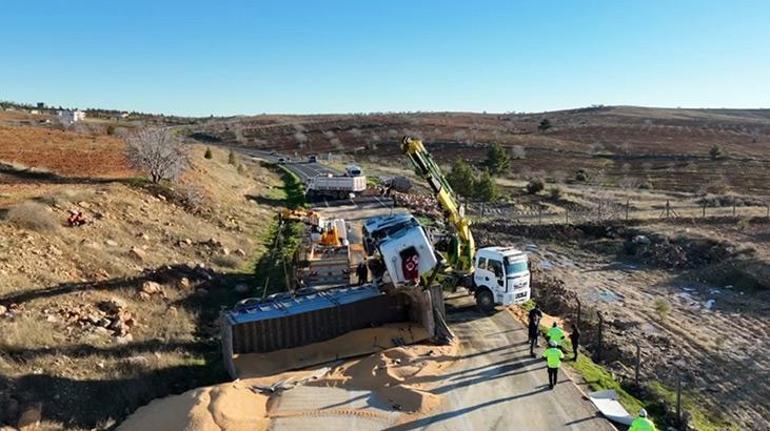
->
473, 247, 530, 309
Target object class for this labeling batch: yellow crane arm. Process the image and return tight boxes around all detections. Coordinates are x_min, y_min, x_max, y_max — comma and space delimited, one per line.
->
401, 136, 475, 272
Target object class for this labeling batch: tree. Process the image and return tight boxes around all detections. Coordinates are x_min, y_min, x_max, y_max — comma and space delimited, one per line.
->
446, 158, 475, 198
538, 119, 552, 132
484, 143, 510, 176
126, 128, 189, 183
204, 147, 213, 159
709, 145, 724, 160
475, 171, 498, 202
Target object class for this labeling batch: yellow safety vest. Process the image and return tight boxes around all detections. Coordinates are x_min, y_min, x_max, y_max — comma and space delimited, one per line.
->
547, 326, 565, 344
543, 347, 564, 368
629, 416, 656, 431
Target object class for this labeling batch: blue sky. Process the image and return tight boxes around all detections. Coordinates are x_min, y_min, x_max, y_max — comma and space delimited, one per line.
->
1, 1, 768, 116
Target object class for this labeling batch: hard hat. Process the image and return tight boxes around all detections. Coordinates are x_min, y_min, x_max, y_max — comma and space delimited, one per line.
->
552, 322, 558, 327
549, 340, 557, 347
639, 408, 648, 417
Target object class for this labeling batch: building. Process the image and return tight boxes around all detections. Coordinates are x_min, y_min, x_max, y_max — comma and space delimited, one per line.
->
57, 109, 86, 125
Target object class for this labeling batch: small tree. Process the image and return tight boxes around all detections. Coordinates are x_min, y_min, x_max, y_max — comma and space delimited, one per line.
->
447, 158, 475, 198
484, 143, 510, 176
126, 128, 189, 183
538, 119, 552, 132
475, 171, 498, 202
204, 147, 213, 159
228, 149, 237, 165
548, 186, 562, 199
526, 178, 545, 194
709, 145, 724, 160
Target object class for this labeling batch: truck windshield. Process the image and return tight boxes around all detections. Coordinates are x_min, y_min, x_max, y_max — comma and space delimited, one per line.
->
505, 260, 528, 274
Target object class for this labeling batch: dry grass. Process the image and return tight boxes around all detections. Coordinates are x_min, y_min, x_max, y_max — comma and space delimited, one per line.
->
3, 201, 59, 231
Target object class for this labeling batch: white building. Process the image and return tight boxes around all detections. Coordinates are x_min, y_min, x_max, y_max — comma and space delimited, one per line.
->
57, 109, 86, 125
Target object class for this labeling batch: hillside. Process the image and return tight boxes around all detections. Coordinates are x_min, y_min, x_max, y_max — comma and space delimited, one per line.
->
189, 106, 770, 196
0, 120, 283, 429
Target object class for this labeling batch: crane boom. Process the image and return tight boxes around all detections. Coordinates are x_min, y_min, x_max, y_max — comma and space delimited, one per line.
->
401, 136, 475, 272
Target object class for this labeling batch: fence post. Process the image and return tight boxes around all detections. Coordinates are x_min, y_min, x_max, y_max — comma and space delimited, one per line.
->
676, 373, 683, 428
625, 199, 630, 221
702, 202, 706, 218
565, 209, 569, 225
732, 200, 736, 216
666, 200, 671, 218
767, 205, 769, 219
538, 207, 543, 225
634, 340, 641, 386
596, 311, 604, 362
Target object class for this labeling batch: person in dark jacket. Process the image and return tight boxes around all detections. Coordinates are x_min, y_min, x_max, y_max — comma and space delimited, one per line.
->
569, 323, 581, 361
527, 305, 543, 356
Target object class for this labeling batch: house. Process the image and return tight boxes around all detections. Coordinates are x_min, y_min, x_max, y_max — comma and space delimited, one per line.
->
57, 109, 86, 125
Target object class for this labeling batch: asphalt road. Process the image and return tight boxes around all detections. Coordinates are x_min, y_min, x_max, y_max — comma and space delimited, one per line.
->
233, 147, 338, 181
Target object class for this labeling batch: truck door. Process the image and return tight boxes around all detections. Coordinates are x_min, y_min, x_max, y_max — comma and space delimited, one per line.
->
486, 259, 505, 290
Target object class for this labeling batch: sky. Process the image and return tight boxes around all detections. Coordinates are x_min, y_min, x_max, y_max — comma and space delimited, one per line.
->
1, 1, 768, 116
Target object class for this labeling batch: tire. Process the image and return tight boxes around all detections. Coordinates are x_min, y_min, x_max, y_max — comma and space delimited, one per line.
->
475, 289, 494, 313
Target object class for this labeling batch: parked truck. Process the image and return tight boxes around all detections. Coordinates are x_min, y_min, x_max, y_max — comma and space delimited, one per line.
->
306, 174, 367, 200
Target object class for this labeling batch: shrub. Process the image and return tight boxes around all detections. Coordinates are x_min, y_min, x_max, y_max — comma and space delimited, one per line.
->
174, 183, 206, 213
709, 145, 723, 160
538, 119, 552, 132
575, 169, 589, 182
653, 298, 670, 320
526, 178, 545, 194
228, 149, 237, 165
548, 186, 562, 199
484, 143, 510, 175
237, 163, 247, 175
638, 178, 654, 190
4, 201, 59, 231
106, 124, 116, 135
213, 254, 242, 269
204, 147, 213, 159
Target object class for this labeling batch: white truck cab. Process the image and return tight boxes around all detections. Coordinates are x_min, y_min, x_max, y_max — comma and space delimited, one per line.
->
473, 246, 530, 310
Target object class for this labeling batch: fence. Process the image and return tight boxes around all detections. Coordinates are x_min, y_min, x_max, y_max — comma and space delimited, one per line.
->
467, 199, 770, 225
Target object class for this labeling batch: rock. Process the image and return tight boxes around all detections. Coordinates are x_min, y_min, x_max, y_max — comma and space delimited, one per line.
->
105, 239, 118, 247
16, 403, 41, 430
221, 247, 230, 256
0, 305, 7, 316
138, 281, 164, 300
115, 333, 133, 344
196, 288, 209, 296
94, 326, 111, 335
98, 317, 112, 328
99, 298, 126, 314
125, 355, 148, 365
178, 277, 191, 289
234, 284, 249, 294
129, 247, 146, 261
77, 201, 91, 209
235, 248, 246, 257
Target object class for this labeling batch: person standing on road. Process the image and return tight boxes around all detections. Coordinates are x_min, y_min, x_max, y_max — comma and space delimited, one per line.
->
542, 340, 564, 389
629, 409, 657, 431
569, 323, 581, 360
527, 305, 543, 352
547, 321, 565, 348
356, 261, 368, 285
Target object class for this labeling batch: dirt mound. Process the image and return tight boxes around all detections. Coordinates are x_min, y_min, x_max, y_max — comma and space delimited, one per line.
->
117, 381, 269, 431
310, 339, 458, 413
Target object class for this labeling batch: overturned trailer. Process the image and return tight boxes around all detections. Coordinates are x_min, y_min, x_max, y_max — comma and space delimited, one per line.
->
221, 284, 446, 379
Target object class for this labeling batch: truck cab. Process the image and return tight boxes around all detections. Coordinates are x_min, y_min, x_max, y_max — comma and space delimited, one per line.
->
473, 246, 530, 310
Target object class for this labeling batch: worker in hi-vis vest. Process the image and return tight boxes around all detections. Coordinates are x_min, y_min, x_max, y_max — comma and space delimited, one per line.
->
629, 408, 657, 431
546, 321, 565, 347
542, 340, 564, 389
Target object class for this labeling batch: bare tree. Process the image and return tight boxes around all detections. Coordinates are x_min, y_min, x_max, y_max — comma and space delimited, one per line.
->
126, 128, 189, 183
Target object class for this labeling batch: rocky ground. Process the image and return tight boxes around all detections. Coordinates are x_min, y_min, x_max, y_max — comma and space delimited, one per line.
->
0, 142, 282, 430
475, 218, 770, 430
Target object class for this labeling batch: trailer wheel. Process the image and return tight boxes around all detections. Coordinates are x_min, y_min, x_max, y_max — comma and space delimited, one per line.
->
475, 289, 494, 313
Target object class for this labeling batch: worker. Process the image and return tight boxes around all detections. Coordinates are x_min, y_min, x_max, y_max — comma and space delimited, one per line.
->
527, 305, 543, 356
569, 323, 581, 360
356, 261, 368, 285
629, 409, 657, 431
546, 321, 566, 348
542, 340, 564, 389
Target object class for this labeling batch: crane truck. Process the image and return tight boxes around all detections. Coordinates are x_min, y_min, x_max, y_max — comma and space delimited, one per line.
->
399, 136, 531, 310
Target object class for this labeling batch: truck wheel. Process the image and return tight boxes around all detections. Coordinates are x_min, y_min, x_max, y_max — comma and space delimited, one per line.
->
475, 290, 494, 313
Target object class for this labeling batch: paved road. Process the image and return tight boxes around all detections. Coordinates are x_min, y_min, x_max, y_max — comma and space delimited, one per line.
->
234, 147, 338, 181
386, 304, 615, 431
266, 305, 615, 431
